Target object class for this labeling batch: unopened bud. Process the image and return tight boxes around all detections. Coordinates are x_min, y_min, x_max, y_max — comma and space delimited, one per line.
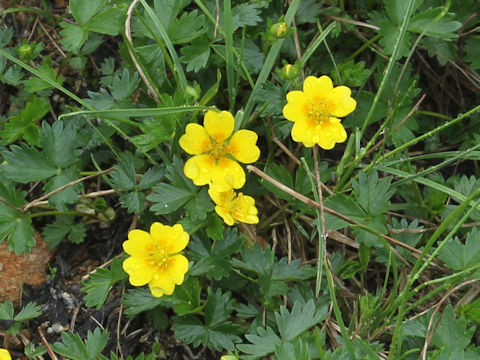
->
270, 22, 288, 39
278, 63, 301, 80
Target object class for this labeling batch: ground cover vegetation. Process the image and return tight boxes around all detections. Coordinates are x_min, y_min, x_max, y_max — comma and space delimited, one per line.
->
1, 0, 480, 358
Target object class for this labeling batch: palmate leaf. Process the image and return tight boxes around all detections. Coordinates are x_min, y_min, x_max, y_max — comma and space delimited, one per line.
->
438, 228, 480, 271
43, 215, 86, 247
52, 328, 108, 360
82, 258, 127, 309
0, 95, 49, 146
39, 121, 82, 169
172, 288, 241, 351
2, 144, 57, 182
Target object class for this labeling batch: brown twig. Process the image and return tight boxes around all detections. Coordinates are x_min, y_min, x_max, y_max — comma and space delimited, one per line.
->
247, 165, 422, 256
125, 0, 160, 103
23, 168, 113, 212
37, 327, 59, 360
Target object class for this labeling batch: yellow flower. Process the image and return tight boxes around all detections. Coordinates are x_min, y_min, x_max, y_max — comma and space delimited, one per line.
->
283, 75, 356, 149
208, 188, 259, 226
179, 110, 260, 191
123, 222, 189, 297
0, 349, 11, 360
220, 356, 238, 360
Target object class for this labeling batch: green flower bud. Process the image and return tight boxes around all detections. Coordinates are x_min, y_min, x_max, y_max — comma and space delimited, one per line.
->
270, 22, 288, 39
17, 44, 33, 60
279, 63, 301, 80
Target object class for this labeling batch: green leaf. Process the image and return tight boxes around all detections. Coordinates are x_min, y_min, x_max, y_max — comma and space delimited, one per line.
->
84, 6, 125, 36
184, 187, 214, 220
2, 144, 56, 182
148, 183, 193, 215
0, 95, 49, 146
432, 305, 475, 353
237, 326, 282, 358
464, 36, 480, 70
39, 121, 82, 168
0, 300, 14, 320
24, 56, 64, 92
180, 37, 211, 73
14, 302, 42, 322
123, 288, 167, 316
138, 166, 164, 190
172, 289, 241, 351
232, 1, 265, 31
110, 162, 137, 191
275, 300, 327, 341
409, 8, 461, 40
352, 171, 393, 216
120, 192, 146, 214
168, 10, 205, 45
59, 22, 89, 53
82, 258, 127, 309
43, 166, 82, 211
43, 215, 86, 248
108, 68, 140, 101
262, 164, 294, 201
52, 328, 108, 360
70, 0, 106, 25
438, 228, 480, 271
1, 64, 23, 85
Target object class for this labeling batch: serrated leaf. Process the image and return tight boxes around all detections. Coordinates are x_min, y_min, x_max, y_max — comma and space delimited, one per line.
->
70, 0, 105, 25
52, 328, 108, 360
409, 8, 461, 40
464, 36, 480, 70
432, 305, 475, 352
59, 22, 89, 53
169, 10, 205, 45
24, 56, 64, 92
438, 228, 480, 270
352, 171, 393, 216
82, 258, 127, 309
138, 166, 164, 190
123, 288, 167, 315
3, 144, 56, 182
14, 302, 42, 322
275, 300, 327, 341
43, 166, 82, 211
0, 300, 14, 320
184, 187, 214, 219
39, 121, 82, 169
232, 2, 264, 31
204, 288, 235, 328
108, 68, 140, 101
43, 215, 86, 248
148, 183, 193, 215
237, 326, 281, 358
1, 64, 23, 86
110, 162, 137, 191
84, 6, 125, 36
0, 96, 49, 146
120, 191, 146, 214
180, 37, 211, 72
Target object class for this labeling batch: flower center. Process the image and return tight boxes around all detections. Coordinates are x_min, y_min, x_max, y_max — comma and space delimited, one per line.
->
149, 247, 168, 270
308, 101, 330, 125
208, 141, 228, 160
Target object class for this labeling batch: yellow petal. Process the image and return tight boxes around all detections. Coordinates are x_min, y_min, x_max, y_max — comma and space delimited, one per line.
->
233, 193, 259, 224
166, 254, 189, 284
291, 118, 317, 147
208, 188, 235, 205
179, 123, 211, 155
316, 121, 347, 150
204, 110, 234, 143
327, 86, 357, 117
283, 91, 309, 122
215, 205, 235, 226
123, 257, 153, 286
227, 130, 260, 164
211, 158, 246, 191
0, 349, 11, 360
149, 271, 176, 297
123, 229, 154, 257
303, 75, 333, 96
184, 154, 216, 186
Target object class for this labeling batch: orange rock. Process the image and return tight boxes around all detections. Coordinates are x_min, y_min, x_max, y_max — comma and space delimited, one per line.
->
0, 233, 54, 303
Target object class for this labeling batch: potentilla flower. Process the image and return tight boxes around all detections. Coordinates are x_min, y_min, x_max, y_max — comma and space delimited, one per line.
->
208, 188, 259, 226
283, 75, 356, 149
179, 110, 260, 191
0, 349, 11, 360
123, 222, 189, 297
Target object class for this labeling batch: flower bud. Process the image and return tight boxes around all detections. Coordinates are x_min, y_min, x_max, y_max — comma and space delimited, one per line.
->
270, 22, 288, 39
278, 63, 301, 80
